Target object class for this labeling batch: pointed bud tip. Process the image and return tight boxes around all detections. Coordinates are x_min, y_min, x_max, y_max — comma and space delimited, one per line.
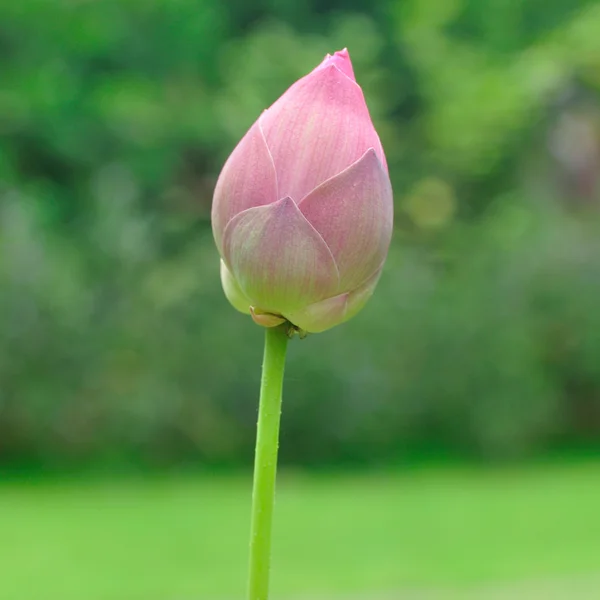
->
316, 48, 355, 81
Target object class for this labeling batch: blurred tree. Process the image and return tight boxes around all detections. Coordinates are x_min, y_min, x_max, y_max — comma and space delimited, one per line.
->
0, 0, 599, 469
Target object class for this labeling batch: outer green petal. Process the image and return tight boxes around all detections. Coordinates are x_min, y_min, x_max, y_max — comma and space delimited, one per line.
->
220, 259, 252, 315
223, 197, 339, 315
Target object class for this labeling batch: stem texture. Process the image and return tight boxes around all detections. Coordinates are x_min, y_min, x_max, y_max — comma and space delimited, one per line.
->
247, 325, 289, 600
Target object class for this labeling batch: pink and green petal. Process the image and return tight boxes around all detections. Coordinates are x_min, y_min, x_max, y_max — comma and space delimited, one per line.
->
299, 148, 393, 292
260, 64, 387, 203
342, 267, 383, 324
220, 260, 252, 315
285, 292, 349, 334
211, 121, 278, 253
286, 267, 383, 333
222, 197, 339, 315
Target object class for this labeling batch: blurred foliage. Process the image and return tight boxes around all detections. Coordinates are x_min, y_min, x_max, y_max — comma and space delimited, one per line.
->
1, 0, 600, 469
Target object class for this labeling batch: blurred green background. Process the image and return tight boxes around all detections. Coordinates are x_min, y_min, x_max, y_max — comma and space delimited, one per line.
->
1, 0, 600, 599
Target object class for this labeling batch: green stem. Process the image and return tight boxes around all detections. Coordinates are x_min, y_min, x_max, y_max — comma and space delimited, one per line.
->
248, 325, 289, 600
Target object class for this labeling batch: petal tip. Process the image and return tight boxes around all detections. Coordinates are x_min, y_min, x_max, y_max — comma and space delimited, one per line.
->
269, 195, 299, 216
361, 147, 388, 172
364, 147, 378, 159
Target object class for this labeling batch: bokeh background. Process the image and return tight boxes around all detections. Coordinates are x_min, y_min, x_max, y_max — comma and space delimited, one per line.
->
1, 1, 600, 599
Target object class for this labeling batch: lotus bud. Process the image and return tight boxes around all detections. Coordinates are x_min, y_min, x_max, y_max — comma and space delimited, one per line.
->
211, 49, 393, 334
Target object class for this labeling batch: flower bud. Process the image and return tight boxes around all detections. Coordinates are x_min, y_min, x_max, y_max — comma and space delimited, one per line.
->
212, 49, 393, 333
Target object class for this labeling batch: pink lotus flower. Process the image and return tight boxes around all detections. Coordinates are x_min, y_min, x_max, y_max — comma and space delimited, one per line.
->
212, 49, 393, 333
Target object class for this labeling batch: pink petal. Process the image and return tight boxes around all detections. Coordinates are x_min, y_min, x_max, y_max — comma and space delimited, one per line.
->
298, 149, 393, 292
211, 121, 277, 254
313, 48, 356, 81
260, 63, 386, 203
222, 197, 339, 315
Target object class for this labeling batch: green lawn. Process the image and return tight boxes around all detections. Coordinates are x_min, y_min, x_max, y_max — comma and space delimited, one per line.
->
1, 461, 599, 600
